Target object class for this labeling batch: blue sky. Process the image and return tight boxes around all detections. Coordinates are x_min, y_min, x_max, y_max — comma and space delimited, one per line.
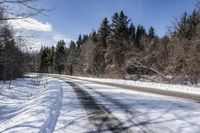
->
10, 0, 197, 50
37, 0, 196, 39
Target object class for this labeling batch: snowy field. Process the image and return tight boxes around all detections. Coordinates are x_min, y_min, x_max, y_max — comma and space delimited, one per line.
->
1, 74, 200, 132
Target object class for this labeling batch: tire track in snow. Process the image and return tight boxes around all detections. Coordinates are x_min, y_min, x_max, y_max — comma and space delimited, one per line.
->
84, 86, 153, 133
67, 81, 133, 133
39, 87, 63, 133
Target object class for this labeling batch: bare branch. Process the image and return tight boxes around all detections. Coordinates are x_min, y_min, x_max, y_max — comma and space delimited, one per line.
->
0, 0, 53, 21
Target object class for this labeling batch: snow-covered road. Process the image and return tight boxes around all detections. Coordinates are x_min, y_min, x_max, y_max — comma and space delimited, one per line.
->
1, 75, 200, 133
56, 77, 200, 133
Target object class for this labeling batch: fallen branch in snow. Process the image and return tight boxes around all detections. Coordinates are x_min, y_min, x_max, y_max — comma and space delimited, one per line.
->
123, 60, 171, 83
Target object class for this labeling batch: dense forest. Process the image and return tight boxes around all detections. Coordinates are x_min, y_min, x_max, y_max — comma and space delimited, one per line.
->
39, 5, 200, 84
0, 13, 25, 82
0, 0, 43, 82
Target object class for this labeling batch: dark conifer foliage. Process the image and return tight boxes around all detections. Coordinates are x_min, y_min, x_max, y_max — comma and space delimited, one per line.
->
148, 26, 156, 39
3, 38, 23, 78
98, 17, 110, 47
76, 34, 83, 48
135, 25, 146, 50
55, 40, 66, 74
38, 7, 200, 84
0, 26, 26, 81
129, 23, 136, 42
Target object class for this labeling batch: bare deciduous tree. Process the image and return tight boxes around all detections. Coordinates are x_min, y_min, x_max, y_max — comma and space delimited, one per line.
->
0, 0, 49, 21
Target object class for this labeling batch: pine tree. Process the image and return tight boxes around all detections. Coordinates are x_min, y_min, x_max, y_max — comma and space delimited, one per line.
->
55, 40, 66, 74
66, 41, 77, 75
46, 46, 55, 73
0, 26, 24, 81
111, 11, 130, 41
135, 25, 146, 49
82, 35, 89, 44
91, 31, 98, 43
76, 34, 82, 48
92, 18, 111, 74
39, 47, 48, 72
188, 10, 200, 39
148, 26, 156, 39
98, 17, 110, 47
129, 22, 136, 42
105, 11, 130, 77
176, 12, 189, 38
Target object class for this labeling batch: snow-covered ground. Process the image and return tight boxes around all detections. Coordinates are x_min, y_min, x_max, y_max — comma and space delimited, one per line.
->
64, 77, 200, 133
0, 76, 93, 133
1, 74, 200, 133
54, 74, 200, 95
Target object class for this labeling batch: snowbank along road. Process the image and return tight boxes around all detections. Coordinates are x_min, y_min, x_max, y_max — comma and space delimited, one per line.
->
1, 74, 200, 133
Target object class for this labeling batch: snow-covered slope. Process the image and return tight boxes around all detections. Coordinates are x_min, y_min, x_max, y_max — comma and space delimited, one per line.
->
0, 76, 95, 133
0, 77, 63, 133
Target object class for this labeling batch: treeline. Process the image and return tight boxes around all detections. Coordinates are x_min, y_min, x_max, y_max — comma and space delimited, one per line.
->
39, 6, 200, 84
0, 0, 52, 82
0, 11, 28, 82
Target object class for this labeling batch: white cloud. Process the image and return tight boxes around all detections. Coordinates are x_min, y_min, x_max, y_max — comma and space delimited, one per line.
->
9, 17, 52, 32
9, 17, 74, 51
52, 33, 74, 47
53, 34, 72, 42
27, 41, 43, 51
14, 31, 74, 51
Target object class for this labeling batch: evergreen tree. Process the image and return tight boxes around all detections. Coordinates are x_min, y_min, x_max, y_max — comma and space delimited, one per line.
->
105, 11, 130, 77
91, 31, 98, 43
76, 34, 83, 48
55, 40, 66, 74
135, 25, 146, 49
129, 22, 136, 42
98, 17, 110, 47
111, 10, 130, 40
39, 47, 49, 72
91, 18, 111, 74
188, 10, 200, 39
82, 35, 89, 44
0, 26, 24, 80
148, 26, 156, 38
66, 41, 77, 75
176, 12, 189, 38
173, 10, 200, 40
46, 46, 55, 73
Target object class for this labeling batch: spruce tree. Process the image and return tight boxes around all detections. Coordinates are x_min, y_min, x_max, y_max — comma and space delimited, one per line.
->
129, 22, 136, 42
92, 18, 111, 74
76, 34, 82, 48
0, 27, 24, 80
55, 40, 66, 74
188, 10, 200, 39
135, 25, 146, 49
176, 12, 189, 38
67, 41, 77, 75
106, 11, 130, 77
111, 11, 130, 41
98, 17, 110, 47
148, 26, 156, 39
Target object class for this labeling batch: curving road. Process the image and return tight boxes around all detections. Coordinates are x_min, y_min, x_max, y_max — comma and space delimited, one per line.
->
53, 75, 200, 133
